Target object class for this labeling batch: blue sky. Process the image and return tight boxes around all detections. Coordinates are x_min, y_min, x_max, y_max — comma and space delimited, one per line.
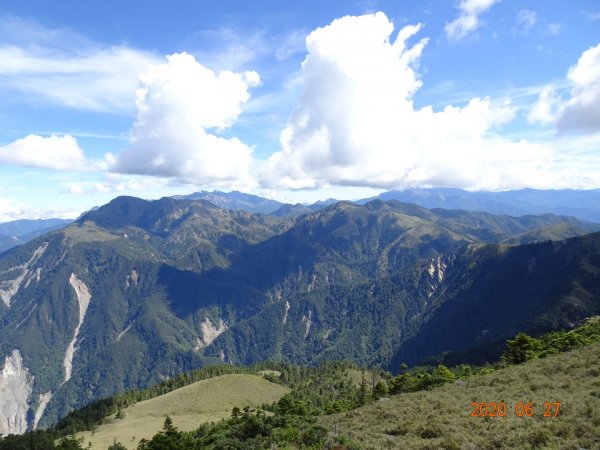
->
0, 0, 599, 220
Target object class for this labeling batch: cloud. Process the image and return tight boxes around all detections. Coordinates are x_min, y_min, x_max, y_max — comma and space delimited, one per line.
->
556, 43, 600, 132
189, 28, 269, 72
66, 173, 174, 196
445, 0, 499, 40
528, 85, 563, 124
274, 31, 307, 61
517, 9, 537, 28
515, 9, 537, 33
511, 10, 561, 37
0, 17, 159, 113
187, 27, 306, 72
108, 53, 259, 189
0, 197, 39, 222
0, 134, 89, 171
262, 12, 568, 192
529, 43, 600, 133
0, 196, 79, 222
68, 184, 85, 195
546, 23, 562, 35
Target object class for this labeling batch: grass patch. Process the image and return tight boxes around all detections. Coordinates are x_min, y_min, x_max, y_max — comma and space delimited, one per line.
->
321, 342, 600, 449
61, 222, 120, 244
74, 374, 289, 449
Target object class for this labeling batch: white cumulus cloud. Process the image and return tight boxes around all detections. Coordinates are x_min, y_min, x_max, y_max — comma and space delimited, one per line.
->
445, 0, 499, 40
529, 43, 600, 133
108, 52, 259, 189
262, 13, 557, 192
0, 134, 88, 171
557, 43, 600, 132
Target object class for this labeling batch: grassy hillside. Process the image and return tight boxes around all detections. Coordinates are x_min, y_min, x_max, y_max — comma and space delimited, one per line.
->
75, 374, 289, 449
321, 341, 600, 449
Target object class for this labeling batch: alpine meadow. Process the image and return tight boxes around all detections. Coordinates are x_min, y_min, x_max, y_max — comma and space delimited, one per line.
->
1, 1, 600, 449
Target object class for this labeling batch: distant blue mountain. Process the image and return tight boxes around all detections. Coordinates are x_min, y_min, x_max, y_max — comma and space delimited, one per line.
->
174, 190, 284, 214
360, 188, 600, 223
0, 218, 72, 237
174, 191, 339, 217
271, 203, 313, 217
0, 218, 72, 253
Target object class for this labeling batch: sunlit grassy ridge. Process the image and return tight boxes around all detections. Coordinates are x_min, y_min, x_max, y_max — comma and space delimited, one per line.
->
321, 341, 600, 449
75, 374, 289, 449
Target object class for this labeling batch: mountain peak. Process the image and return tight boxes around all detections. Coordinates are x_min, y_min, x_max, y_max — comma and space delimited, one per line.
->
173, 190, 283, 214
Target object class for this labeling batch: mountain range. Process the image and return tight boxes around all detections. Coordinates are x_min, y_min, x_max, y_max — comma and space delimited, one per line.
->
367, 188, 600, 223
171, 188, 600, 222
0, 219, 72, 254
0, 193, 599, 436
3, 186, 597, 254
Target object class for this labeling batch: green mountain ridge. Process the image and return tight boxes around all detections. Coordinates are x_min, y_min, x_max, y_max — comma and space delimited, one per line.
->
0, 196, 599, 433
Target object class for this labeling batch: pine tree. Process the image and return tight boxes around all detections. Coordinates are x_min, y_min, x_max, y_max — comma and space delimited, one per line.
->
107, 440, 127, 450
358, 370, 368, 406
373, 380, 389, 398
503, 333, 542, 364
161, 416, 178, 438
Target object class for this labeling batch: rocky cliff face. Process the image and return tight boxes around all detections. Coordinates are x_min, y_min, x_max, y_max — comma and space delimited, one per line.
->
0, 238, 101, 431
0, 350, 33, 436
62, 274, 92, 384
0, 243, 47, 308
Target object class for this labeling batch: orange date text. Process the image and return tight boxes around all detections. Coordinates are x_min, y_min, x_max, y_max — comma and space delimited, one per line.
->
469, 401, 560, 417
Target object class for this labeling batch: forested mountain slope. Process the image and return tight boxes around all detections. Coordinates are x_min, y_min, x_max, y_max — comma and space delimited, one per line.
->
0, 195, 598, 433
